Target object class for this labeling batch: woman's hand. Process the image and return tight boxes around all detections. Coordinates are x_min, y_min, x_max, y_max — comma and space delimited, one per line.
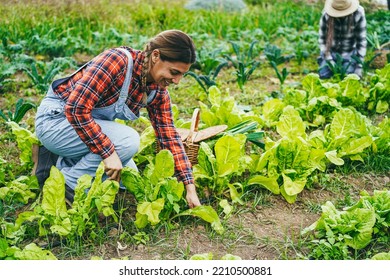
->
103, 151, 123, 182
185, 183, 201, 208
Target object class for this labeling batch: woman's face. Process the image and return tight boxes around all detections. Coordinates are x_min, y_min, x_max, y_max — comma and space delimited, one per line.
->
148, 50, 191, 89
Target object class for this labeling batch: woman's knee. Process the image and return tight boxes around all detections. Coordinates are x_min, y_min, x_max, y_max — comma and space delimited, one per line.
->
92, 120, 141, 162
115, 126, 140, 160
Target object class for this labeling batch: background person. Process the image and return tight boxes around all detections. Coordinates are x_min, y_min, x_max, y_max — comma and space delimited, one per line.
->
317, 0, 367, 79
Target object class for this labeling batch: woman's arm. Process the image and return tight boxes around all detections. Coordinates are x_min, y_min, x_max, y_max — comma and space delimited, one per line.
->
147, 91, 194, 185
147, 91, 201, 208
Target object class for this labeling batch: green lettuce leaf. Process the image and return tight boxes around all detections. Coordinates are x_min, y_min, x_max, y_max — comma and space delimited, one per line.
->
13, 243, 57, 260
276, 106, 306, 138
247, 175, 280, 194
7, 121, 40, 167
136, 198, 165, 226
215, 134, 245, 177
179, 205, 224, 234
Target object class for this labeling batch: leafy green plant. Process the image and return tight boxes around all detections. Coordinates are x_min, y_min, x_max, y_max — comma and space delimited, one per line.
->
0, 156, 15, 187
346, 190, 390, 243
192, 47, 227, 75
311, 108, 375, 165
283, 73, 371, 126
132, 231, 150, 245
322, 53, 358, 81
366, 31, 390, 51
371, 251, 390, 260
0, 98, 36, 124
0, 61, 17, 93
350, 54, 379, 77
371, 116, 390, 155
260, 98, 286, 127
6, 121, 40, 169
185, 59, 227, 94
121, 150, 224, 234
199, 86, 263, 128
193, 134, 250, 203
224, 40, 260, 91
367, 64, 390, 114
0, 175, 39, 204
293, 41, 309, 66
0, 36, 25, 70
28, 31, 93, 58
186, 47, 228, 94
264, 44, 292, 92
0, 239, 57, 260
304, 232, 352, 260
22, 57, 76, 94
2, 164, 120, 245
248, 106, 326, 203
301, 190, 389, 260
184, 0, 247, 12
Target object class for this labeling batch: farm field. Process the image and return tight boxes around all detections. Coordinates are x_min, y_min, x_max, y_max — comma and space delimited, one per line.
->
0, 0, 389, 261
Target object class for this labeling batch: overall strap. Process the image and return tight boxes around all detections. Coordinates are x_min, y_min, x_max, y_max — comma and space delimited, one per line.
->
116, 48, 134, 106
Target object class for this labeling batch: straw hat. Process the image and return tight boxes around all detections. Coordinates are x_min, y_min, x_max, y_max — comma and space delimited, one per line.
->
324, 0, 359, 17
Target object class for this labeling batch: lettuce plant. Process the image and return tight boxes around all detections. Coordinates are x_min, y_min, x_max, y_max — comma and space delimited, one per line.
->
371, 116, 390, 154
121, 150, 224, 234
371, 251, 390, 260
7, 121, 40, 169
194, 134, 250, 203
0, 156, 14, 187
0, 175, 38, 204
0, 239, 56, 260
345, 190, 390, 242
5, 164, 119, 241
310, 108, 375, 164
199, 86, 263, 128
301, 190, 389, 259
367, 64, 390, 113
248, 106, 327, 203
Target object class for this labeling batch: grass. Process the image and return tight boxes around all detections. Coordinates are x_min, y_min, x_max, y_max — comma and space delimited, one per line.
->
304, 200, 322, 214
0, 0, 322, 57
337, 154, 390, 174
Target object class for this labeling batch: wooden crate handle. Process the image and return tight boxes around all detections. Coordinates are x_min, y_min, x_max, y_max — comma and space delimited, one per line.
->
187, 108, 200, 144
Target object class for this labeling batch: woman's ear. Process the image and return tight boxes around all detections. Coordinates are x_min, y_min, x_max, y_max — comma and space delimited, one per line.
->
151, 49, 160, 64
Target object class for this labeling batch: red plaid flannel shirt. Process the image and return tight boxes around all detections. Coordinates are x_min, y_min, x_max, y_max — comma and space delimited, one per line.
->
54, 47, 194, 185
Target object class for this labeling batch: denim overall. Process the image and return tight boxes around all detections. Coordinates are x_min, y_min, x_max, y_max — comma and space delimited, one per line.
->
35, 48, 151, 190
